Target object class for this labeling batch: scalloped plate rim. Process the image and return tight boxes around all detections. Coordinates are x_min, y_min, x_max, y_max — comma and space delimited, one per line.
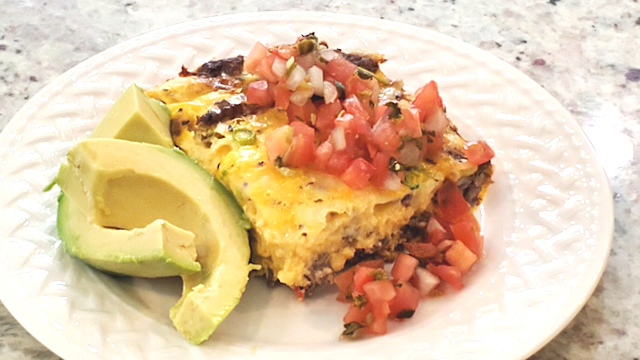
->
0, 11, 614, 360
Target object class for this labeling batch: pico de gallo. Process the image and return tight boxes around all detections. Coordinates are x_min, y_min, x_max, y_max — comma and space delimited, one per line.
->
332, 178, 486, 337
242, 34, 493, 337
242, 33, 492, 191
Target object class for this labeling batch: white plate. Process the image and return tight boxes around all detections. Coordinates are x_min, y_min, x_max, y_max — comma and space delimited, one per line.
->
0, 11, 613, 360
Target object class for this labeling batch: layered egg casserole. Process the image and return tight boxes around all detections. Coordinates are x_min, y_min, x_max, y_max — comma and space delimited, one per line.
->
146, 35, 493, 296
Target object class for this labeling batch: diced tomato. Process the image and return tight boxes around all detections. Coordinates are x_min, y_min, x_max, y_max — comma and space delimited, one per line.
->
345, 75, 374, 98
436, 179, 471, 222
369, 301, 390, 335
343, 302, 373, 325
326, 150, 352, 176
357, 259, 385, 269
340, 157, 375, 190
245, 80, 274, 107
412, 81, 443, 121
345, 77, 377, 121
369, 151, 391, 188
264, 125, 293, 164
427, 264, 464, 290
374, 101, 390, 125
244, 41, 269, 73
255, 54, 280, 83
335, 111, 371, 140
403, 242, 438, 259
342, 95, 371, 124
420, 129, 444, 161
273, 82, 291, 110
395, 107, 422, 139
445, 240, 478, 274
334, 111, 371, 160
353, 266, 377, 295
363, 280, 396, 335
371, 118, 402, 154
315, 101, 343, 140
363, 279, 397, 304
463, 140, 495, 165
287, 99, 317, 125
273, 44, 297, 60
450, 212, 483, 257
283, 121, 316, 167
426, 217, 448, 245
388, 282, 420, 319
334, 266, 357, 302
344, 132, 370, 160
367, 142, 378, 159
290, 119, 315, 139
326, 56, 357, 84
334, 260, 385, 302
390, 254, 419, 283
314, 140, 334, 171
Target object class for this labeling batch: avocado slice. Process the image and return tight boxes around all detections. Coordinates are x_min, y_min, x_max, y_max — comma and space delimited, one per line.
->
90, 84, 174, 148
57, 193, 201, 277
55, 138, 252, 344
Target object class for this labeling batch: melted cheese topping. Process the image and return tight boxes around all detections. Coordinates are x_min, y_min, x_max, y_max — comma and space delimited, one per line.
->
148, 77, 483, 289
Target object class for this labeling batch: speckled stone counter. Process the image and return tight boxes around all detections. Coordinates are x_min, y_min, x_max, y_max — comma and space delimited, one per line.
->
1, 1, 638, 359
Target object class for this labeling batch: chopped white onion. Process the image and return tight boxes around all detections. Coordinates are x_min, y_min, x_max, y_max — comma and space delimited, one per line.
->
422, 107, 449, 133
271, 56, 287, 77
323, 81, 338, 104
289, 87, 314, 106
319, 49, 339, 62
297, 53, 317, 69
399, 142, 421, 167
413, 267, 441, 298
436, 239, 455, 253
285, 65, 306, 90
308, 66, 324, 95
331, 126, 346, 151
383, 172, 402, 191
427, 217, 446, 235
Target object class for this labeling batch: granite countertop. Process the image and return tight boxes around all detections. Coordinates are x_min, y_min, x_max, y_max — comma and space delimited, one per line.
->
1, 1, 638, 359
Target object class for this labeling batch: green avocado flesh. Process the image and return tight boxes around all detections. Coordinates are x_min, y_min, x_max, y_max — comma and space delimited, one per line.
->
57, 193, 201, 277
90, 84, 174, 148
55, 138, 252, 344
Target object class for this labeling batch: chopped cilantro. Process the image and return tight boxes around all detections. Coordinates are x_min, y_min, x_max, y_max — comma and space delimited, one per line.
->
396, 309, 415, 319
342, 322, 364, 337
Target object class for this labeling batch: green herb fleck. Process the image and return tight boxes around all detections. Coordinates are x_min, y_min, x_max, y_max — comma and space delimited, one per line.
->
285, 57, 297, 77
368, 268, 387, 281
356, 66, 391, 86
335, 81, 346, 101
396, 309, 415, 319
356, 67, 375, 80
385, 102, 402, 120
353, 294, 368, 309
402, 169, 421, 190
232, 128, 256, 146
342, 322, 365, 337
297, 36, 318, 55
274, 155, 284, 168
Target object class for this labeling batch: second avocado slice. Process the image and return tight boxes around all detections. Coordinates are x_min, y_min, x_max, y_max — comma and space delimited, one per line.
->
57, 193, 201, 277
55, 138, 252, 344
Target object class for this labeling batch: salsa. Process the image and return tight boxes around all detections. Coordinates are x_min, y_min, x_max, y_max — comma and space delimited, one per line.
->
242, 34, 492, 191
